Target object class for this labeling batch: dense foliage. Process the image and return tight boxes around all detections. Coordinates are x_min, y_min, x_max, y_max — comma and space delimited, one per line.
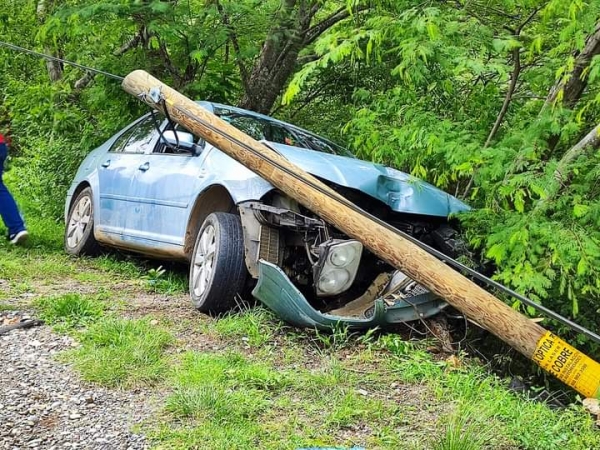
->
1, 0, 599, 354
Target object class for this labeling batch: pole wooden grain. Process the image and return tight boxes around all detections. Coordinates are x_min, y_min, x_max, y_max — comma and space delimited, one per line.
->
122, 70, 600, 397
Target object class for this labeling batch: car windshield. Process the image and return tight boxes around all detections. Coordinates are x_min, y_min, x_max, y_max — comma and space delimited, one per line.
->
214, 107, 353, 157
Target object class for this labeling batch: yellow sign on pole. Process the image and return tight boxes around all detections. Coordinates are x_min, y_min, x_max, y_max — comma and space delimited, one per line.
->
533, 332, 600, 398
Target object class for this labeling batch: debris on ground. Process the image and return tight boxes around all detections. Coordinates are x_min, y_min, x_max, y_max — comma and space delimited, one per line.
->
583, 398, 600, 426
0, 311, 44, 335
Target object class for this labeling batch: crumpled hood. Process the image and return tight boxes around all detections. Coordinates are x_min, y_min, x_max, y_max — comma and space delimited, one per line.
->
269, 143, 470, 218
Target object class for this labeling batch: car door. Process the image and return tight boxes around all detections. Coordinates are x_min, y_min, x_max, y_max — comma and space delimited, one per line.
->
96, 114, 160, 241
121, 123, 207, 252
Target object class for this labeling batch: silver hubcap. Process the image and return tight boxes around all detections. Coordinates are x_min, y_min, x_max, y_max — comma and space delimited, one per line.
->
192, 224, 217, 298
67, 195, 92, 248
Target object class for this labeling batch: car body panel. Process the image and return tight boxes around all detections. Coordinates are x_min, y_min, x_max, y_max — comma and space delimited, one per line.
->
122, 153, 203, 246
98, 152, 143, 237
252, 261, 448, 329
268, 143, 469, 217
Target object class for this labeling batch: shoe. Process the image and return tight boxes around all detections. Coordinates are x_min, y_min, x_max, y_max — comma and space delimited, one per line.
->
9, 230, 29, 245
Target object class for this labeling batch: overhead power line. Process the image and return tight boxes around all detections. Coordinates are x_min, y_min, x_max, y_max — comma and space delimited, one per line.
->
0, 41, 124, 81
2, 38, 598, 343
171, 102, 600, 345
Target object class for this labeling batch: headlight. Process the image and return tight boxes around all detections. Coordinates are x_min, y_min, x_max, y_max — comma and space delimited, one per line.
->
329, 244, 358, 267
315, 240, 363, 297
317, 269, 350, 295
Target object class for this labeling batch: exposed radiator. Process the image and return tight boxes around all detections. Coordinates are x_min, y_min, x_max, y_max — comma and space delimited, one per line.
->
259, 225, 280, 264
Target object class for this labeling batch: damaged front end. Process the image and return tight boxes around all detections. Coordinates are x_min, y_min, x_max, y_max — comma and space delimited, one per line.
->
252, 261, 447, 329
239, 193, 456, 330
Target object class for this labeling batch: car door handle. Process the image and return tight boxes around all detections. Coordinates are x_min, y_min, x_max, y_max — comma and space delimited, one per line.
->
101, 160, 111, 168
138, 162, 150, 172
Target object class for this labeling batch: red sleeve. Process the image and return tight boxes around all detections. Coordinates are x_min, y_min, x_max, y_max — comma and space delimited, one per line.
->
0, 134, 5, 144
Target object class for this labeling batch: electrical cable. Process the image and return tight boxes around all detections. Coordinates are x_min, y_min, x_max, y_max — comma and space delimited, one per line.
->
1, 38, 597, 343
0, 41, 124, 81
167, 101, 600, 345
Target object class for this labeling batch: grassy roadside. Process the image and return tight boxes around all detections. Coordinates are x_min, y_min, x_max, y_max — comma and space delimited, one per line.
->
1, 194, 599, 449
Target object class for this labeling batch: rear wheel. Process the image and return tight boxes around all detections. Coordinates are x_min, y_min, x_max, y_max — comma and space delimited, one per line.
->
189, 212, 248, 314
64, 187, 100, 256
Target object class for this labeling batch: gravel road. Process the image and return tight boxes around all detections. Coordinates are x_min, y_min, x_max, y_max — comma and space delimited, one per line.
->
0, 312, 153, 450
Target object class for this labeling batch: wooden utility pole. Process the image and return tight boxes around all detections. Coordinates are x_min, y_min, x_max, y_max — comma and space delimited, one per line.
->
122, 70, 600, 399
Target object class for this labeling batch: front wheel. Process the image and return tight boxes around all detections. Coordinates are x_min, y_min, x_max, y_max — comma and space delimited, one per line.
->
64, 187, 100, 256
189, 212, 248, 314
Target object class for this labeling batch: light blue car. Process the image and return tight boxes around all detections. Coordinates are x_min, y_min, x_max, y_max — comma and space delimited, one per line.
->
64, 102, 470, 329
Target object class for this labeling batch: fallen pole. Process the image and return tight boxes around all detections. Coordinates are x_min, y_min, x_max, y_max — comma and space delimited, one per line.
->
122, 70, 600, 399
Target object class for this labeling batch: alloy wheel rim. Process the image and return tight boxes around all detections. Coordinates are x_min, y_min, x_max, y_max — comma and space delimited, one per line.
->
66, 196, 92, 248
192, 224, 217, 299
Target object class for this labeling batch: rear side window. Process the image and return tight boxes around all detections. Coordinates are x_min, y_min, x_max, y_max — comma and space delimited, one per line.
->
110, 116, 157, 154
110, 127, 135, 153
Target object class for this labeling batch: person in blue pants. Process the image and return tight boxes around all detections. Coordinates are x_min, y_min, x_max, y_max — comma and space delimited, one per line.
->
0, 133, 28, 244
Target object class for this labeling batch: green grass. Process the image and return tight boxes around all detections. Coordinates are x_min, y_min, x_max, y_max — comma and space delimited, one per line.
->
384, 349, 600, 450
432, 408, 492, 450
0, 302, 19, 312
206, 307, 280, 347
2, 188, 599, 449
158, 351, 402, 449
152, 322, 600, 450
36, 293, 105, 329
67, 317, 173, 387
142, 264, 188, 294
0, 189, 188, 306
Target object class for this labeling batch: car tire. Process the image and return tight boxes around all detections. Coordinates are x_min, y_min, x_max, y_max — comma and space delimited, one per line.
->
64, 187, 100, 256
189, 212, 248, 314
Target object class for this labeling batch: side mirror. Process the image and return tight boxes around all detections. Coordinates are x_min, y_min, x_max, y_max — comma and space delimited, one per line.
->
161, 130, 202, 155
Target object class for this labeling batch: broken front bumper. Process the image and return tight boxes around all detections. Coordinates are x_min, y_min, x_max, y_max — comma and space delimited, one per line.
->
252, 261, 448, 330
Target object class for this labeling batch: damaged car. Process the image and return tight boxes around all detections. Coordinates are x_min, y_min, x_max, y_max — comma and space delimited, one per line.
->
64, 102, 470, 329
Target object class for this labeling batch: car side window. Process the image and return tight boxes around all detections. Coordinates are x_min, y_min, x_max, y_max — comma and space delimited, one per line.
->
153, 123, 204, 155
110, 116, 157, 154
110, 127, 136, 153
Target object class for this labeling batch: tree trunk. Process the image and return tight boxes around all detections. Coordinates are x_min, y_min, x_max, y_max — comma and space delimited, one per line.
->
535, 122, 600, 212
238, 0, 306, 113
238, 2, 367, 114
44, 51, 63, 82
545, 22, 600, 109
543, 21, 600, 153
37, 0, 63, 82
553, 124, 600, 180
239, 42, 305, 114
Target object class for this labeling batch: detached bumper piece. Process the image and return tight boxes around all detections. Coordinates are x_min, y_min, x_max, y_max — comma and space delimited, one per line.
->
252, 261, 447, 330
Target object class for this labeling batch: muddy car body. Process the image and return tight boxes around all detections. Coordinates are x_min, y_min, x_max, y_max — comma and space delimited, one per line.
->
64, 102, 470, 328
